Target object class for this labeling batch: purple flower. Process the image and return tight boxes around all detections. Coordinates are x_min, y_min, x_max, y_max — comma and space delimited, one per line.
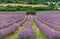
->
36, 16, 60, 31
34, 16, 60, 39
17, 15, 34, 39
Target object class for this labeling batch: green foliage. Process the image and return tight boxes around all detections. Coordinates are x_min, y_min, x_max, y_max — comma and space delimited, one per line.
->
58, 4, 60, 6
15, 6, 32, 11
34, 2, 55, 11
6, 0, 14, 3
34, 7, 46, 11
0, 6, 6, 11
5, 5, 16, 11
34, 7, 54, 11
48, 2, 55, 10
0, 34, 4, 39
27, 0, 37, 4
26, 9, 36, 15
15, 6, 26, 11
53, 36, 60, 39
21, 35, 32, 39
0, 0, 58, 4
0, 5, 56, 12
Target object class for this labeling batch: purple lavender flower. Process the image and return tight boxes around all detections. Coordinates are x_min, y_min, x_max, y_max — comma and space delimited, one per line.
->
0, 12, 26, 29
0, 17, 27, 39
17, 15, 34, 39
36, 16, 60, 31
17, 22, 34, 39
34, 16, 60, 39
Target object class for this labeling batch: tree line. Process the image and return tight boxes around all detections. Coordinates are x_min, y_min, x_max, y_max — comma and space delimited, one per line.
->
0, 0, 59, 4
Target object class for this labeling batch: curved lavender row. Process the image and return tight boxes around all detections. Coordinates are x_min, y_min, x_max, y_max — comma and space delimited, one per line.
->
36, 11, 60, 22
0, 12, 26, 27
36, 11, 60, 20
36, 16, 60, 31
0, 12, 26, 28
36, 11, 60, 25
0, 13, 25, 19
39, 15, 60, 24
36, 13, 60, 22
0, 16, 27, 37
7, 15, 25, 24
0, 14, 25, 21
36, 13, 60, 16
0, 12, 26, 21
36, 11, 60, 15
0, 11, 26, 14
17, 16, 27, 26
36, 11, 60, 24
34, 16, 60, 39
36, 13, 60, 25
17, 15, 34, 39
0, 15, 25, 29
0, 23, 18, 36
17, 22, 34, 39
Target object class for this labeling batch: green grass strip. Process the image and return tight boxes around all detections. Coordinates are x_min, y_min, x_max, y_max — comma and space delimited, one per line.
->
32, 21, 47, 39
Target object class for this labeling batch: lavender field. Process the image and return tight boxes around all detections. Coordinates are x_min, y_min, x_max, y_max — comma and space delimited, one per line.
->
0, 11, 60, 39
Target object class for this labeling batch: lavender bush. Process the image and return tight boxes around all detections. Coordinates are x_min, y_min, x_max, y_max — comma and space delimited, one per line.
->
0, 16, 27, 38
17, 15, 34, 39
36, 16, 60, 31
0, 12, 26, 29
17, 22, 34, 39
34, 16, 60, 39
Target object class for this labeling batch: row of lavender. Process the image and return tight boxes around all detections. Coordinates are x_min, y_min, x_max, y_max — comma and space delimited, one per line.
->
36, 11, 60, 31
35, 11, 60, 39
0, 12, 26, 29
0, 12, 27, 39
34, 16, 60, 39
36, 11, 60, 24
17, 15, 34, 39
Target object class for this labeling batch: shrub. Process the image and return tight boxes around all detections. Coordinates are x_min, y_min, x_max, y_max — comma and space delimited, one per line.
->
48, 2, 55, 10
0, 6, 6, 11
6, 0, 13, 3
40, 2, 48, 5
26, 9, 36, 15
5, 5, 16, 11
0, 5, 56, 11
23, 6, 32, 10
34, 7, 50, 11
15, 6, 24, 11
